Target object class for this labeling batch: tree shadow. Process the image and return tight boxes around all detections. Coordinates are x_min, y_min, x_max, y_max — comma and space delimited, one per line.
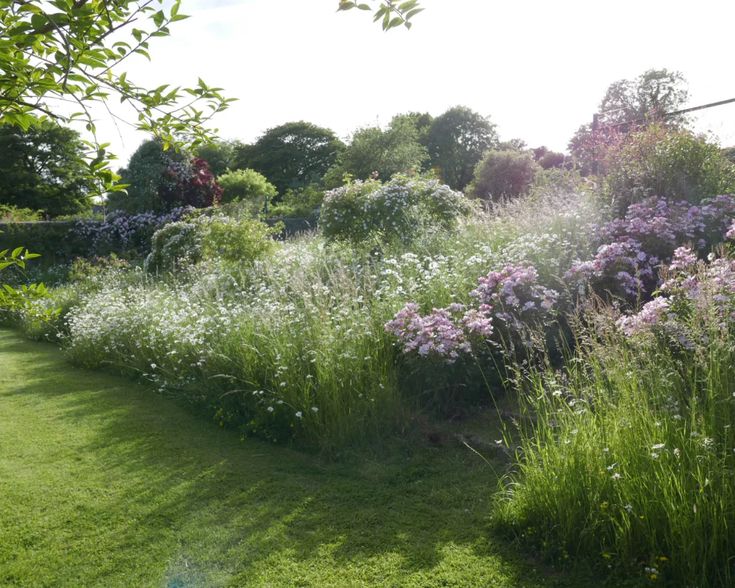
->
1, 333, 582, 586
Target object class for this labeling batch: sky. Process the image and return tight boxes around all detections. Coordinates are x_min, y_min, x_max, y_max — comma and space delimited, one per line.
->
91, 0, 735, 167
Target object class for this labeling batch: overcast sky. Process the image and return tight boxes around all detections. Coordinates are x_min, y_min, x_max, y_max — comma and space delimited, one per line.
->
92, 0, 735, 167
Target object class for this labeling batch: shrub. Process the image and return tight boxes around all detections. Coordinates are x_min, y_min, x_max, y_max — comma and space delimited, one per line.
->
0, 205, 42, 222
217, 168, 277, 212
160, 157, 223, 210
604, 124, 735, 215
268, 184, 324, 218
145, 214, 279, 273
144, 221, 202, 273
320, 175, 470, 245
200, 216, 279, 264
468, 150, 541, 201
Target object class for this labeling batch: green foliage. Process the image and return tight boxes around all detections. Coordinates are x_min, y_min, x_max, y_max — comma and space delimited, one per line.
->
269, 184, 325, 218
0, 121, 95, 217
495, 283, 735, 586
320, 175, 471, 244
195, 140, 242, 177
325, 117, 428, 186
144, 221, 202, 273
604, 124, 735, 214
337, 0, 424, 30
427, 106, 499, 190
235, 122, 344, 195
217, 169, 277, 214
468, 150, 541, 201
0, 0, 233, 194
145, 214, 278, 273
111, 140, 222, 212
0, 205, 42, 223
109, 139, 182, 213
0, 222, 88, 265
200, 216, 279, 265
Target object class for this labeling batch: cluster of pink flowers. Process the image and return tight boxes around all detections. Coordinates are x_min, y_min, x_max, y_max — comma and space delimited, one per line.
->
618, 246, 735, 345
726, 220, 735, 241
566, 195, 735, 302
565, 240, 658, 299
470, 265, 558, 319
617, 297, 670, 336
384, 302, 493, 363
596, 195, 735, 258
386, 264, 559, 362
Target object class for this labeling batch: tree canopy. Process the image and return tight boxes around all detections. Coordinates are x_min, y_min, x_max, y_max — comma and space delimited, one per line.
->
569, 69, 689, 174
427, 106, 498, 190
0, 1, 419, 195
0, 120, 94, 217
324, 117, 428, 186
235, 122, 345, 195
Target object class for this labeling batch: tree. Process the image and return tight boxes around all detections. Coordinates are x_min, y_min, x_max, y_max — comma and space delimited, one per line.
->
532, 146, 567, 170
569, 69, 689, 175
390, 111, 434, 146
195, 140, 244, 178
218, 168, 277, 216
597, 69, 689, 127
324, 117, 427, 185
468, 150, 541, 201
427, 106, 499, 190
0, 120, 95, 217
0, 1, 413, 195
236, 122, 345, 195
109, 139, 220, 212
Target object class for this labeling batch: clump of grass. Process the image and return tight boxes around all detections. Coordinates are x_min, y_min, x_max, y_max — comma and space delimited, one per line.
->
495, 279, 735, 586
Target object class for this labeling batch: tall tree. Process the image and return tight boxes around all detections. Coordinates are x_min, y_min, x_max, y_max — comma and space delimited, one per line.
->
237, 122, 345, 195
569, 69, 689, 174
0, 121, 94, 217
324, 117, 428, 185
0, 1, 414, 195
110, 139, 220, 212
597, 69, 689, 126
427, 106, 499, 190
195, 140, 244, 178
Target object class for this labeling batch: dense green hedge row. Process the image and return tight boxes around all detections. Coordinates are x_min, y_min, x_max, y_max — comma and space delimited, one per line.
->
0, 216, 316, 264
0, 222, 90, 264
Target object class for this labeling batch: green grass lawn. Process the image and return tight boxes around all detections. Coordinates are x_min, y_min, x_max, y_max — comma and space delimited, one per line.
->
0, 329, 588, 587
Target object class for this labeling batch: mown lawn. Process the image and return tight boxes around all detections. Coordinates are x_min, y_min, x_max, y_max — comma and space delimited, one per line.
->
0, 329, 588, 587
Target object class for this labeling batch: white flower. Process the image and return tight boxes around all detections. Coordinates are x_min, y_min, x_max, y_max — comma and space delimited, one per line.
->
611, 472, 622, 481
311, 407, 319, 413
267, 406, 274, 413
651, 443, 666, 451
295, 411, 303, 419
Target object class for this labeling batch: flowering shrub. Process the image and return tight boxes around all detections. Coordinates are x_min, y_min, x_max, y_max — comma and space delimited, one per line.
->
160, 157, 223, 209
74, 207, 192, 258
386, 264, 558, 365
565, 240, 658, 301
384, 302, 492, 363
604, 124, 735, 215
617, 247, 735, 347
320, 175, 470, 244
596, 195, 735, 260
144, 221, 202, 273
200, 215, 279, 264
145, 213, 280, 273
566, 195, 735, 303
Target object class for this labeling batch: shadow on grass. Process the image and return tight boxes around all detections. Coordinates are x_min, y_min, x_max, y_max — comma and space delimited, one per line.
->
0, 330, 578, 586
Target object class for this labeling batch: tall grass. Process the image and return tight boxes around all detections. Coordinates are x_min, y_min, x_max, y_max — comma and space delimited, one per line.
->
495, 294, 735, 586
